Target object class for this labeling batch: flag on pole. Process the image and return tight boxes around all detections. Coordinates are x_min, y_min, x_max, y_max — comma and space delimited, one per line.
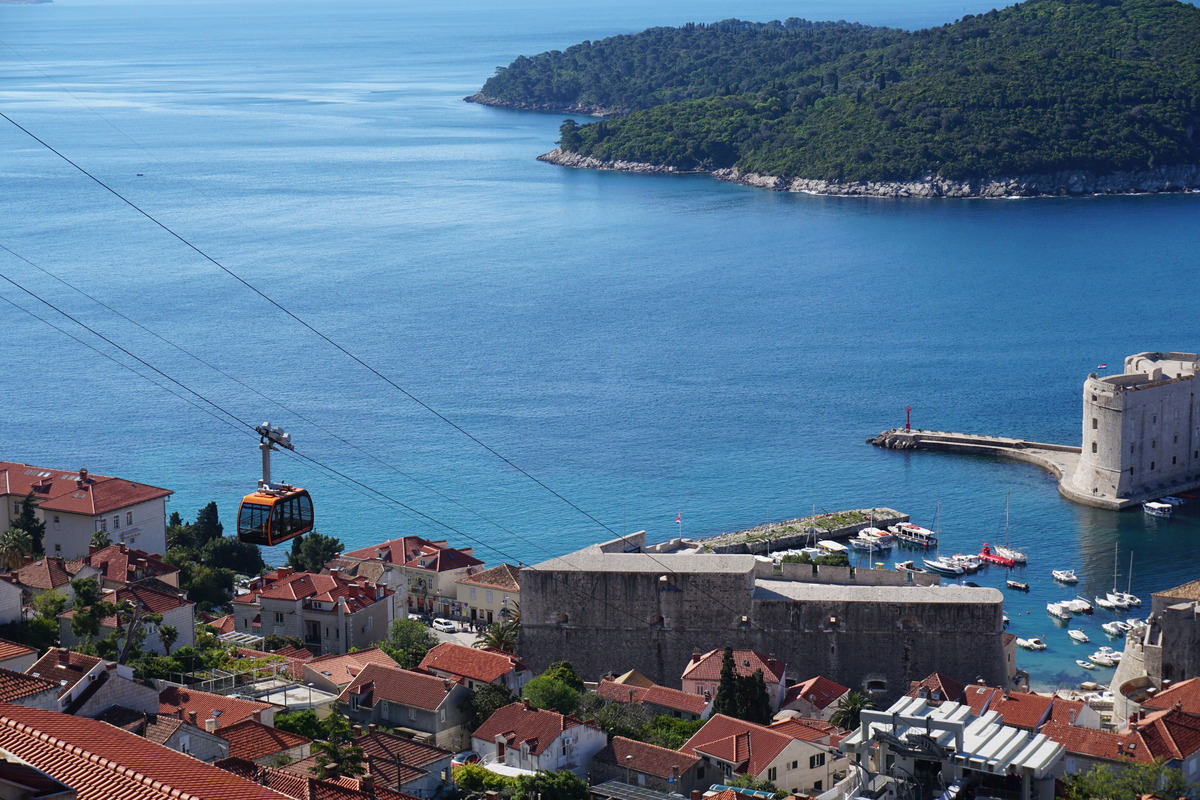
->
1096, 363, 1108, 369
675, 513, 681, 525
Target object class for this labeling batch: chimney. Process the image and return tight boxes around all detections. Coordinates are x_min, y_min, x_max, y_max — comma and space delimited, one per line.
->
692, 792, 702, 800
353, 724, 363, 737
485, 792, 500, 800
324, 763, 337, 779
188, 711, 198, 726
57, 649, 70, 667
330, 568, 341, 580
360, 774, 374, 796
78, 467, 89, 485
368, 723, 377, 733
277, 566, 292, 579
443, 679, 452, 691
1069, 708, 1077, 725
522, 697, 531, 709
205, 718, 217, 733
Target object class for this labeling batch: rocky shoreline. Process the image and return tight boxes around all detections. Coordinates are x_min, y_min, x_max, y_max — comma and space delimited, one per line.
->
538, 147, 1200, 198
464, 92, 624, 118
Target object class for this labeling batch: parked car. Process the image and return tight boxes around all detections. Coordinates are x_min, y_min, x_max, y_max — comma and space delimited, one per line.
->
432, 618, 457, 633
451, 750, 479, 767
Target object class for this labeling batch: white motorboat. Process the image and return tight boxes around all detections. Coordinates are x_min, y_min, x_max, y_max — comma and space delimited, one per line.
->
1102, 621, 1127, 637
1115, 591, 1141, 608
1096, 645, 1121, 662
1076, 659, 1096, 670
1089, 651, 1117, 667
1003, 613, 1010, 626
849, 535, 885, 551
1160, 496, 1187, 506
1018, 637, 1047, 651
889, 522, 938, 548
923, 556, 965, 576
1065, 597, 1093, 614
1068, 629, 1090, 643
1126, 617, 1146, 630
894, 559, 926, 574
1006, 579, 1029, 590
1106, 592, 1132, 610
1095, 595, 1117, 610
951, 554, 982, 573
817, 540, 848, 553
1053, 569, 1079, 584
1144, 501, 1173, 518
858, 526, 895, 545
1047, 602, 1073, 619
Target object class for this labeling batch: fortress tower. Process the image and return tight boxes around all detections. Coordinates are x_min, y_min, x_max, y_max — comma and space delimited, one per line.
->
1070, 352, 1200, 503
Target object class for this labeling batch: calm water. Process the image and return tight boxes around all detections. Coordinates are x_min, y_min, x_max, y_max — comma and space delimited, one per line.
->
3, 0, 1200, 689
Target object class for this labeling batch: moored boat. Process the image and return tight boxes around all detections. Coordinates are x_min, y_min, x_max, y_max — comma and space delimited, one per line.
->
890, 522, 938, 548
1089, 651, 1117, 667
993, 493, 1028, 564
1144, 501, 1173, 518
1095, 595, 1117, 610
923, 556, 965, 576
1047, 602, 1072, 619
1068, 629, 1090, 643
1102, 621, 1127, 637
1018, 637, 1047, 650
1053, 569, 1079, 584
1076, 659, 1096, 670
1067, 596, 1094, 614
817, 540, 848, 553
979, 544, 1016, 567
894, 560, 927, 574
950, 554, 982, 573
1160, 496, 1187, 506
1006, 579, 1029, 591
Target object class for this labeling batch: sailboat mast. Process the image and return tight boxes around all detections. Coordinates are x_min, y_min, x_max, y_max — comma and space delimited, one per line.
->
1128, 551, 1134, 594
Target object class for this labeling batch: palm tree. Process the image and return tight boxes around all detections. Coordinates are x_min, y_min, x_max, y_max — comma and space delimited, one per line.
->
0, 528, 33, 569
90, 529, 112, 550
159, 624, 179, 655
830, 690, 875, 731
473, 620, 518, 652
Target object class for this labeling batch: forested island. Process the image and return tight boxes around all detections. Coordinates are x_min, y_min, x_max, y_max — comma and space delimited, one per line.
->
468, 0, 1200, 197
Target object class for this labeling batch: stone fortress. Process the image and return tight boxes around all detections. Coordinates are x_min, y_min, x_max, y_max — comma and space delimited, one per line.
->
519, 531, 1012, 703
871, 351, 1200, 509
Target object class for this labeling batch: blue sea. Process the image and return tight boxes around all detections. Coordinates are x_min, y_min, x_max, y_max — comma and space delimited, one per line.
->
3, 0, 1200, 689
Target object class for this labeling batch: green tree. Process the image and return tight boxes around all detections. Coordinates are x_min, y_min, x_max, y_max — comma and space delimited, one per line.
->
514, 770, 589, 800
462, 682, 514, 729
263, 634, 306, 652
712, 646, 739, 717
288, 531, 343, 573
375, 618, 437, 669
474, 620, 518, 652
1065, 759, 1196, 800
542, 661, 585, 692
310, 708, 364, 778
31, 590, 68, 620
158, 624, 179, 654
0, 528, 33, 569
643, 715, 706, 749
728, 774, 785, 798
576, 691, 652, 740
90, 529, 112, 550
522, 675, 580, 715
829, 690, 875, 731
70, 576, 102, 607
198, 536, 265, 575
192, 502, 223, 547
168, 511, 183, 527
739, 669, 773, 725
275, 708, 325, 739
453, 763, 512, 796
12, 492, 45, 555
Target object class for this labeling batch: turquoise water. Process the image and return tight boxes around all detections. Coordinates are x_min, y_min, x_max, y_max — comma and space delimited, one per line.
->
3, 0, 1200, 689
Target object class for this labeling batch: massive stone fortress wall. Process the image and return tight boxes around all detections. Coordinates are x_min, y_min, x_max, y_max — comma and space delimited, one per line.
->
519, 534, 1009, 701
1072, 352, 1200, 502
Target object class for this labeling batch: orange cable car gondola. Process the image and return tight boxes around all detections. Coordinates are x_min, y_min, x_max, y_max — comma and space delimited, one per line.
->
237, 423, 314, 547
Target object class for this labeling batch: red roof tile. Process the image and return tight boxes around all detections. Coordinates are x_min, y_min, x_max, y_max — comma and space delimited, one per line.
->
81, 543, 178, 585
306, 647, 398, 687
905, 672, 966, 705
783, 676, 849, 710
769, 717, 840, 743
279, 731, 449, 790
962, 685, 1053, 730
342, 536, 482, 573
419, 642, 525, 685
472, 702, 593, 756
236, 568, 390, 613
682, 715, 795, 776
682, 650, 785, 685
340, 663, 457, 712
1046, 698, 1089, 726
457, 564, 521, 592
9, 557, 81, 589
218, 757, 421, 800
0, 638, 36, 664
217, 719, 311, 761
595, 736, 700, 779
0, 703, 291, 800
1144, 677, 1200, 716
159, 686, 271, 729
0, 462, 171, 516
0, 667, 58, 703
27, 648, 103, 697
1041, 720, 1153, 764
596, 678, 709, 716
208, 613, 236, 634
1130, 708, 1200, 761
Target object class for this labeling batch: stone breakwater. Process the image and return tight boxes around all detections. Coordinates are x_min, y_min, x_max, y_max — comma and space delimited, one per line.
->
538, 147, 1200, 198
464, 93, 625, 118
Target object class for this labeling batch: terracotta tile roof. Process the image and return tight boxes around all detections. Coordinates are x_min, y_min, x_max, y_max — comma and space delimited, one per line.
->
1153, 579, 1200, 603
769, 717, 840, 742
144, 715, 186, 746
305, 647, 398, 687
279, 731, 449, 791
342, 536, 482, 573
472, 701, 594, 756
419, 642, 525, 685
81, 543, 178, 585
0, 760, 71, 795
10, 557, 81, 589
0, 462, 172, 516
159, 686, 271, 729
279, 752, 427, 790
0, 703, 291, 800
324, 558, 389, 584
1144, 677, 1200, 716
682, 650, 785, 685
595, 736, 700, 779
61, 583, 191, 628
1041, 720, 1153, 764
276, 645, 314, 660
1046, 698, 1089, 726
208, 613, 236, 634
783, 676, 849, 710
1130, 707, 1200, 761
235, 568, 390, 613
340, 663, 457, 712
0, 638, 36, 664
218, 757, 421, 800
596, 677, 709, 716
27, 648, 103, 697
457, 564, 521, 592
217, 718, 311, 761
0, 667, 58, 703
682, 714, 795, 776
961, 685, 1053, 730
906, 672, 966, 705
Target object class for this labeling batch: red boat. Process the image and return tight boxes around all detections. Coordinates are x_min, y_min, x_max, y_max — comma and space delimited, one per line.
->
979, 544, 1016, 567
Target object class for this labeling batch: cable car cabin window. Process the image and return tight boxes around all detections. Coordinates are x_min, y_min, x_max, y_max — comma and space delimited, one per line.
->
238, 502, 273, 545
